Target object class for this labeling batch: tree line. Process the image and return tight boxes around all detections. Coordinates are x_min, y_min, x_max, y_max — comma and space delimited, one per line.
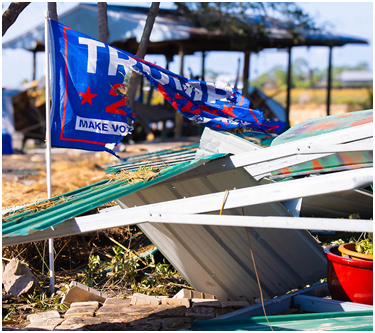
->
250, 60, 371, 90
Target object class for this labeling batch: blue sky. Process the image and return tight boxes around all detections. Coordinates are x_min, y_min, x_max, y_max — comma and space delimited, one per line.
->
1, 1, 373, 88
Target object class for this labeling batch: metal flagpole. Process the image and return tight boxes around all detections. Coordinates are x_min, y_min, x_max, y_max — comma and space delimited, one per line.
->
44, 10, 55, 294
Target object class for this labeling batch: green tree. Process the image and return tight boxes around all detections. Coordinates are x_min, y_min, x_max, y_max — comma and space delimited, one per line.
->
174, 2, 321, 39
251, 65, 287, 90
352, 62, 369, 71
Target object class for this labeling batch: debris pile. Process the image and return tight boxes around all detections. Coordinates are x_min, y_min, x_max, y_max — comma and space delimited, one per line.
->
10, 289, 252, 331
2, 259, 42, 298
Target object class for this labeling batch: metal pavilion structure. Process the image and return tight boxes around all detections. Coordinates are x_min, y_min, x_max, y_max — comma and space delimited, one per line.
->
2, 3, 368, 130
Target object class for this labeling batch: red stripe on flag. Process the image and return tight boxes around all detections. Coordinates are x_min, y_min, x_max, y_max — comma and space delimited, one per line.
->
59, 26, 105, 146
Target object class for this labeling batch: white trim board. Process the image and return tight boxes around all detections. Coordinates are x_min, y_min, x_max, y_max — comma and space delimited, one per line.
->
3, 167, 372, 246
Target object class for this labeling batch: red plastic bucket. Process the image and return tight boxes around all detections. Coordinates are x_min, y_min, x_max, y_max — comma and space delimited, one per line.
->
324, 245, 373, 305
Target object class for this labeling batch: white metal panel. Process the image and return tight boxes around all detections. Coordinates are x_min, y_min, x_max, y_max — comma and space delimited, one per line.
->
117, 124, 373, 301
118, 165, 330, 301
3, 167, 371, 246
147, 214, 373, 233
198, 127, 373, 217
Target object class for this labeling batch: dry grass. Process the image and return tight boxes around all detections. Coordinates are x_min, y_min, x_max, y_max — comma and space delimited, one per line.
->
106, 166, 160, 184
2, 158, 106, 209
289, 103, 351, 127
264, 88, 371, 105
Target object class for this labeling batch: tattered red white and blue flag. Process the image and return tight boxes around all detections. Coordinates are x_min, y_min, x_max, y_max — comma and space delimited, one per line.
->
49, 19, 274, 156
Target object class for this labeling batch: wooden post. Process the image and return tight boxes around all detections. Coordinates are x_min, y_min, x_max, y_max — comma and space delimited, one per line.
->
98, 2, 109, 44
234, 57, 241, 91
201, 51, 206, 81
174, 45, 184, 137
165, 55, 171, 70
242, 50, 251, 98
164, 55, 173, 106
139, 76, 144, 104
286, 46, 292, 129
179, 46, 185, 76
32, 51, 36, 81
326, 46, 333, 116
47, 2, 58, 21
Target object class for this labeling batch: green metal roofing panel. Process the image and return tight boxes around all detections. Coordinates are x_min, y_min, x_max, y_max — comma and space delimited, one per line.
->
2, 153, 226, 238
106, 143, 199, 173
271, 109, 373, 146
269, 110, 373, 179
191, 310, 374, 331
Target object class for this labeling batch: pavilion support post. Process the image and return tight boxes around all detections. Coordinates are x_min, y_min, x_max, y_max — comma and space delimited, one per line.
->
164, 55, 173, 106
161, 120, 167, 141
32, 51, 37, 81
139, 76, 144, 104
286, 46, 292, 129
242, 50, 251, 98
201, 51, 206, 81
234, 57, 241, 91
165, 55, 172, 70
326, 46, 333, 116
174, 45, 185, 137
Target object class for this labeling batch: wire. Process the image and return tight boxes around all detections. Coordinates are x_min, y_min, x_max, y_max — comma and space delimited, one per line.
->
219, 190, 273, 331
219, 189, 229, 215
246, 227, 274, 331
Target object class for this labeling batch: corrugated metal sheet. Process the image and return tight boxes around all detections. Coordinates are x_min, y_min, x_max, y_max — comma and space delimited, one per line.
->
197, 111, 373, 219
2, 4, 196, 50
106, 143, 198, 173
3, 111, 372, 303
270, 109, 373, 218
2, 153, 224, 237
117, 163, 327, 301
271, 109, 373, 145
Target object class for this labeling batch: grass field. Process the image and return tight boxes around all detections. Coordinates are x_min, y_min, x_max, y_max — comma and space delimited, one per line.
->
263, 88, 372, 106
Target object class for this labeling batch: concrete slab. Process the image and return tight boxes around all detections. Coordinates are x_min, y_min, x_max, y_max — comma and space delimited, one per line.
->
153, 305, 187, 318
62, 281, 108, 305
130, 293, 166, 306
103, 297, 131, 306
25, 317, 63, 331
161, 298, 190, 308
54, 324, 86, 331
60, 316, 102, 326
191, 299, 222, 308
186, 306, 216, 320
69, 301, 99, 310
96, 305, 156, 318
64, 306, 97, 318
27, 310, 60, 323
129, 317, 162, 329
173, 288, 216, 299
163, 317, 192, 331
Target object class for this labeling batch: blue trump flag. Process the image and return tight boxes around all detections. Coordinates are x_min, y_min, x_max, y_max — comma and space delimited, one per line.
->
49, 19, 275, 156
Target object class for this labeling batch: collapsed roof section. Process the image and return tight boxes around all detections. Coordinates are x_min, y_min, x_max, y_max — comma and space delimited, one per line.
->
2, 110, 373, 302
3, 3, 367, 56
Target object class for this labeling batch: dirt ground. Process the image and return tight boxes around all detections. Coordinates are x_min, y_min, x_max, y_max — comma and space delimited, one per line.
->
2, 138, 198, 209
2, 138, 201, 328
